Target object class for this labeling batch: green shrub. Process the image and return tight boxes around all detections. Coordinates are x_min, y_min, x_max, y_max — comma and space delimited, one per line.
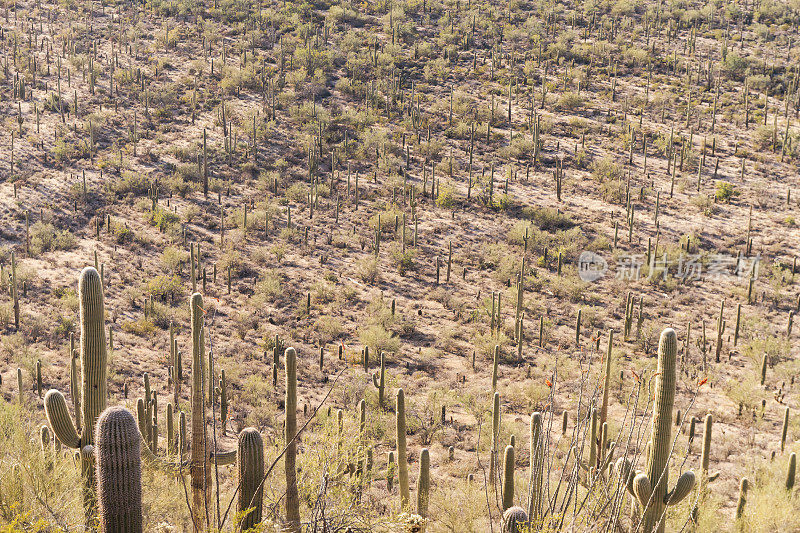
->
715, 181, 738, 203
29, 222, 76, 256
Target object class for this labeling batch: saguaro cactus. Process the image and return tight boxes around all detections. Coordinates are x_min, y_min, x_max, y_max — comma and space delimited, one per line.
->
190, 293, 211, 529
95, 407, 142, 533
736, 477, 748, 519
44, 267, 107, 519
417, 448, 430, 528
502, 445, 515, 511
503, 506, 529, 533
372, 352, 385, 406
397, 388, 410, 509
237, 427, 264, 530
617, 328, 695, 533
285, 347, 301, 533
528, 412, 543, 522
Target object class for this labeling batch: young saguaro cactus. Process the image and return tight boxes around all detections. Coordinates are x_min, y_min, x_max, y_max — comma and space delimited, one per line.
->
285, 347, 301, 533
237, 427, 264, 531
617, 328, 695, 533
44, 267, 107, 518
95, 407, 142, 533
372, 351, 385, 407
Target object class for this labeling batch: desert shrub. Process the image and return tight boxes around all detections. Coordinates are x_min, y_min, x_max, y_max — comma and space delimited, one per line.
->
435, 182, 457, 209
148, 206, 180, 233
389, 246, 416, 275
691, 194, 718, 216
161, 246, 188, 274
558, 91, 585, 111
358, 324, 400, 354
355, 257, 380, 283
715, 180, 738, 203
143, 275, 181, 301
112, 171, 150, 197
28, 222, 76, 256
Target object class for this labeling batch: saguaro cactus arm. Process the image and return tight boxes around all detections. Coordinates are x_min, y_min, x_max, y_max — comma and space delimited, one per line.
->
44, 389, 81, 448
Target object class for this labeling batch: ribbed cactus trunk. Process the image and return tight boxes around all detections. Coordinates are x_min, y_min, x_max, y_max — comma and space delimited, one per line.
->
96, 407, 142, 533
44, 267, 107, 525
396, 388, 410, 509
284, 347, 301, 533
79, 266, 108, 440
502, 445, 515, 511
528, 412, 543, 522
641, 329, 676, 532
237, 428, 264, 530
417, 448, 430, 530
630, 328, 695, 533
600, 330, 613, 424
190, 293, 210, 531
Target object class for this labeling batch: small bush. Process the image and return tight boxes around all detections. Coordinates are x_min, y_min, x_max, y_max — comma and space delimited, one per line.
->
29, 222, 76, 256
715, 180, 738, 203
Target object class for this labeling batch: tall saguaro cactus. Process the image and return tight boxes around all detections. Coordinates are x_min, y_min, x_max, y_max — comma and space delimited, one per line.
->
396, 388, 410, 509
190, 293, 211, 530
417, 448, 430, 529
96, 407, 142, 533
285, 347, 301, 533
528, 412, 544, 523
617, 328, 695, 533
237, 427, 264, 531
44, 266, 108, 520
502, 445, 515, 511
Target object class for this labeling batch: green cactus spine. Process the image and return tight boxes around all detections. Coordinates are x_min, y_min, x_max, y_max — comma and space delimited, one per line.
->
285, 347, 300, 533
237, 427, 264, 530
43, 267, 107, 521
417, 448, 430, 528
190, 292, 211, 528
396, 388, 410, 509
95, 407, 142, 533
502, 445, 515, 511
621, 328, 695, 533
